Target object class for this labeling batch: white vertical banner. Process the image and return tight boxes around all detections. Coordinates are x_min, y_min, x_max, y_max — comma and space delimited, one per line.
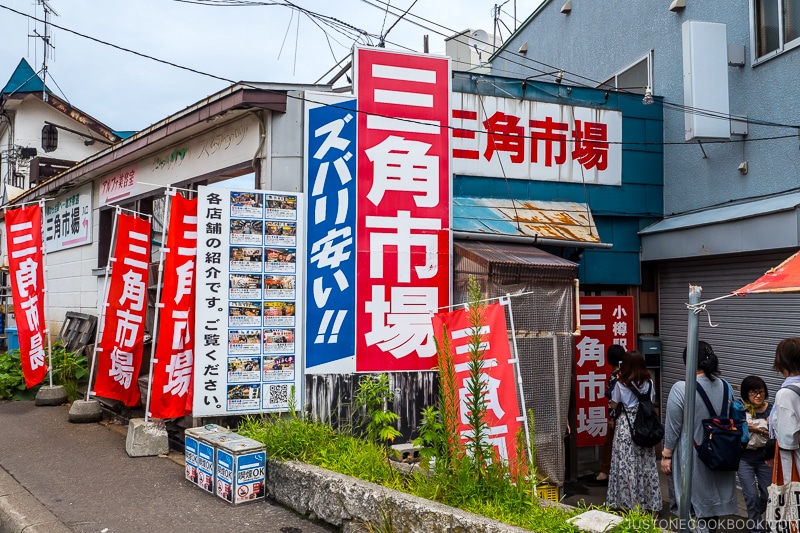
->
193, 185, 304, 417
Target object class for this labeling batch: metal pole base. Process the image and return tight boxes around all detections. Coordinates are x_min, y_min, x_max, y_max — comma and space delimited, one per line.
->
34, 385, 68, 406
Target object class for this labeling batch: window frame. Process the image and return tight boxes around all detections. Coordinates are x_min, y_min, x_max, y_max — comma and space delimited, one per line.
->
597, 51, 653, 95
750, 0, 800, 65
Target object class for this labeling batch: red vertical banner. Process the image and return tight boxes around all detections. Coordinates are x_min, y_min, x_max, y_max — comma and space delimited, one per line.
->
355, 47, 451, 372
94, 213, 151, 407
431, 303, 521, 466
574, 296, 635, 446
150, 195, 197, 418
5, 205, 47, 388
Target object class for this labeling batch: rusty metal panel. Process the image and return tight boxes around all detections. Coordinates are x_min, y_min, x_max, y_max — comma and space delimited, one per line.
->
453, 196, 602, 243
454, 241, 577, 284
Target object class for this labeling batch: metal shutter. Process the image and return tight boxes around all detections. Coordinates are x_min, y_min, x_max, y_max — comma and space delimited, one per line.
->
659, 250, 800, 406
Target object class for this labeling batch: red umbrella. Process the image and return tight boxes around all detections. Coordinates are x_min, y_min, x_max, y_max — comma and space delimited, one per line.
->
734, 250, 800, 295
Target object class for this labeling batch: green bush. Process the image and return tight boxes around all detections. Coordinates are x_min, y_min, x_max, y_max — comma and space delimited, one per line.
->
0, 349, 32, 400
49, 341, 89, 401
0, 341, 88, 402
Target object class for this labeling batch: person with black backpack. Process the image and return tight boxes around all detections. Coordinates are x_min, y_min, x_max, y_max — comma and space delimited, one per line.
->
661, 341, 737, 533
605, 350, 662, 512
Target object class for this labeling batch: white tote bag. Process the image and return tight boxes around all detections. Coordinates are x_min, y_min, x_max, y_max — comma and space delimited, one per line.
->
767, 447, 800, 532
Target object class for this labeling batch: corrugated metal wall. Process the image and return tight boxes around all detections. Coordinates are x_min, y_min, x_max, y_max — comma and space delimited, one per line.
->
305, 372, 437, 442
659, 250, 800, 406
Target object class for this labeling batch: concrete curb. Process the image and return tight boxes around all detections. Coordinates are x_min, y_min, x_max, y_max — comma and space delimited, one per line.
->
267, 458, 572, 533
0, 467, 71, 533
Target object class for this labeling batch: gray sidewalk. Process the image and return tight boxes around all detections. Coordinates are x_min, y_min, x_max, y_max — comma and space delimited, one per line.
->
0, 400, 335, 533
561, 466, 752, 532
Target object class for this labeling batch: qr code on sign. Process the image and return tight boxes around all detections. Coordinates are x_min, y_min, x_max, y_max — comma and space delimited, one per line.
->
265, 383, 289, 409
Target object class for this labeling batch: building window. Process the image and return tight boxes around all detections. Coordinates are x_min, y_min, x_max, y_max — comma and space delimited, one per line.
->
752, 0, 800, 61
598, 51, 653, 95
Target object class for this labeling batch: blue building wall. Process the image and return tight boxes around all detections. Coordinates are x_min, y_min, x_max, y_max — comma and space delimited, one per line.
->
453, 73, 663, 285
488, 0, 799, 219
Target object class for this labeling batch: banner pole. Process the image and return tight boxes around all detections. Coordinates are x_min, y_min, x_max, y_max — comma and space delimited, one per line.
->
502, 294, 532, 465
143, 190, 173, 423
679, 285, 702, 532
39, 200, 54, 388
84, 207, 121, 402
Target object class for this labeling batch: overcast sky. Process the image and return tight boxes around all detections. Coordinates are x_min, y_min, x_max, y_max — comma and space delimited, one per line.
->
0, 0, 542, 132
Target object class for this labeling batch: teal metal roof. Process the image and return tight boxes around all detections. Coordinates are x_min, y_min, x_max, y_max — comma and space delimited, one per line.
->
2, 58, 50, 96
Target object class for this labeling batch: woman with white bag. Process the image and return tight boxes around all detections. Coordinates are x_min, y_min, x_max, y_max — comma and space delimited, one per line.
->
767, 337, 800, 531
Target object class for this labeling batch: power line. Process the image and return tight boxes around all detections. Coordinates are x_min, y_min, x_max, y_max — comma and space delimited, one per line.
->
356, 0, 800, 130
0, 2, 795, 148
172, 0, 800, 131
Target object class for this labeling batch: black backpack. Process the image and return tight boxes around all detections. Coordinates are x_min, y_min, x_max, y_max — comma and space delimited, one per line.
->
693, 380, 744, 471
625, 381, 664, 448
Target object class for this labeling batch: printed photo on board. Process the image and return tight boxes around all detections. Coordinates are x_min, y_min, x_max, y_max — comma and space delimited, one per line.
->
228, 329, 262, 355
263, 275, 295, 299
228, 301, 262, 327
264, 221, 296, 247
263, 354, 294, 382
230, 247, 263, 273
264, 248, 296, 273
231, 192, 263, 218
264, 194, 297, 220
229, 274, 262, 300
263, 301, 295, 327
230, 219, 264, 246
227, 356, 261, 382
263, 328, 295, 353
227, 384, 261, 411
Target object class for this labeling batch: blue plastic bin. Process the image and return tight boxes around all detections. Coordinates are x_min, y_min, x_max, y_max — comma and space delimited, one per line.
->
6, 326, 19, 351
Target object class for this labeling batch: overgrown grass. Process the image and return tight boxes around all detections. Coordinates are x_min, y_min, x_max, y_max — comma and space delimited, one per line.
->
238, 413, 661, 531
239, 413, 585, 531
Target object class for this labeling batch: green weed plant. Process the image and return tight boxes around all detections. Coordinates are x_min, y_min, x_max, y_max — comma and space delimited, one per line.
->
49, 341, 89, 401
353, 373, 402, 446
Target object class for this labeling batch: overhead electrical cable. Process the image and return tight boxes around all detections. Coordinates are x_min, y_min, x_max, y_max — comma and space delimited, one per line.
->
356, 0, 800, 130
1, 2, 797, 147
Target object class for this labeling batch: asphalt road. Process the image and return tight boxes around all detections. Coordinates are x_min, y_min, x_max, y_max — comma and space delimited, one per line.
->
0, 400, 336, 533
